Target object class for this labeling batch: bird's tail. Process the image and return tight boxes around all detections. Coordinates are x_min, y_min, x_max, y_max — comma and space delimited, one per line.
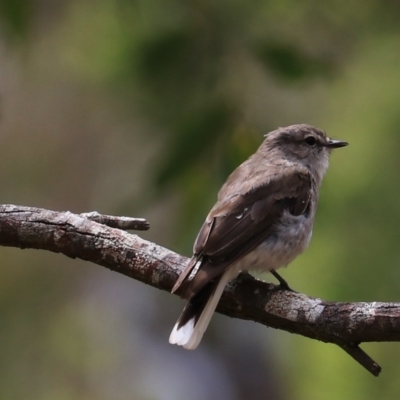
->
169, 269, 233, 349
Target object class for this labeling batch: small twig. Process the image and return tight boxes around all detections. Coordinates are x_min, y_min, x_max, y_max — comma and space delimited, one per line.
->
338, 342, 381, 377
80, 211, 149, 231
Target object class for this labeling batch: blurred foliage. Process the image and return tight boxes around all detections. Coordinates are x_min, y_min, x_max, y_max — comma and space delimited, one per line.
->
253, 40, 335, 82
1, 0, 400, 399
154, 101, 233, 187
0, 0, 31, 39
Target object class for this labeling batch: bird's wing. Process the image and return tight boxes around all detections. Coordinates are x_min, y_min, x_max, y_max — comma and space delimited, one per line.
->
172, 167, 313, 297
199, 170, 312, 257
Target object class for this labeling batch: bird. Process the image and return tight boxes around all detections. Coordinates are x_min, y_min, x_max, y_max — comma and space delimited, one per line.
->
169, 124, 348, 350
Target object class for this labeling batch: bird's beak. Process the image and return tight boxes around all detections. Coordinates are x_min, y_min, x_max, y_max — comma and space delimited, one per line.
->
325, 139, 349, 148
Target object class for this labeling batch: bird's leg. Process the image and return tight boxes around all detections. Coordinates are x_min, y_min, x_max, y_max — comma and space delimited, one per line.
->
271, 270, 294, 291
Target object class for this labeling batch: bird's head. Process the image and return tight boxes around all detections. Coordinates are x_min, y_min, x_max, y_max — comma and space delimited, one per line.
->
264, 124, 348, 182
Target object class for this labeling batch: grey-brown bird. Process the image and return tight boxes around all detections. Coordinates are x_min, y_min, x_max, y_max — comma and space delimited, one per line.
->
169, 124, 348, 349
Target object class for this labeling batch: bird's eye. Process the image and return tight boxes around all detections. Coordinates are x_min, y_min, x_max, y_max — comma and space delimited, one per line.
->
305, 136, 317, 147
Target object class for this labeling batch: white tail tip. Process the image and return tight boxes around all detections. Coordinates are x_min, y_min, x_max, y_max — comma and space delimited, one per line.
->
169, 318, 201, 350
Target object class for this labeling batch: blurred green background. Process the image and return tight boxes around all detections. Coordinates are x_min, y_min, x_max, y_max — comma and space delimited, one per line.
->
0, 0, 400, 399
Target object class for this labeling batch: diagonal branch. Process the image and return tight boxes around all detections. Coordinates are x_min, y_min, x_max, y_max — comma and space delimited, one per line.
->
0, 204, 397, 376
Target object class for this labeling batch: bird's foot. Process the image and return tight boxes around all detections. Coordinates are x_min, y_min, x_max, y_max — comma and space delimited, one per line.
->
271, 270, 295, 292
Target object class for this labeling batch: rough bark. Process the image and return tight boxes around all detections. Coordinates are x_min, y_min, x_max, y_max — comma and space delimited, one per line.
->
0, 204, 396, 376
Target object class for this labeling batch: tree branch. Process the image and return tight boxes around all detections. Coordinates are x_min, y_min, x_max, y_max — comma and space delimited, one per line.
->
0, 205, 396, 376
